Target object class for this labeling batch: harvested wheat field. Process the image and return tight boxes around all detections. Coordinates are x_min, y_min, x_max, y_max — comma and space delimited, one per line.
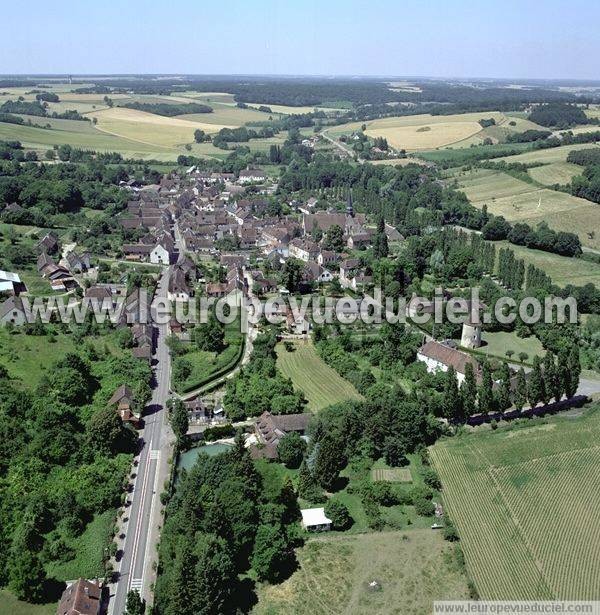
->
88, 106, 233, 148
331, 112, 506, 150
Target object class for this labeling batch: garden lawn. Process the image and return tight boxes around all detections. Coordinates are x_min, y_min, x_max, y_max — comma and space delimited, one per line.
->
275, 339, 363, 412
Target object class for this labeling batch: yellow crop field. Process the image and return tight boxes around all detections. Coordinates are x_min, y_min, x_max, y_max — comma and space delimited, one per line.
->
329, 112, 507, 150
366, 121, 485, 150
431, 409, 600, 600
88, 107, 233, 148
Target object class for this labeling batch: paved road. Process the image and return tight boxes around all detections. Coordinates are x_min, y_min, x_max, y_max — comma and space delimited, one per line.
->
110, 266, 172, 614
321, 128, 363, 162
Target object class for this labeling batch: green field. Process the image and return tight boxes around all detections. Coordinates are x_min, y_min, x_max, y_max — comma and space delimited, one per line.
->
254, 530, 470, 615
475, 331, 545, 363
494, 240, 600, 287
0, 591, 56, 615
456, 167, 600, 250
174, 321, 244, 393
0, 117, 176, 159
527, 161, 583, 186
430, 408, 600, 600
275, 340, 363, 411
0, 329, 121, 388
497, 143, 600, 165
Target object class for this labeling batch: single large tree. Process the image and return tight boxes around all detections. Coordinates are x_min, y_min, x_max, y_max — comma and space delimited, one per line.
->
313, 433, 344, 490
251, 524, 295, 583
461, 362, 478, 417
478, 361, 495, 414
324, 499, 353, 530
125, 590, 146, 615
566, 345, 581, 398
442, 366, 463, 422
169, 399, 189, 444
514, 368, 528, 412
543, 352, 559, 405
277, 431, 306, 468
191, 534, 237, 615
324, 224, 345, 252
527, 356, 545, 408
497, 362, 512, 411
194, 313, 225, 352
297, 459, 324, 502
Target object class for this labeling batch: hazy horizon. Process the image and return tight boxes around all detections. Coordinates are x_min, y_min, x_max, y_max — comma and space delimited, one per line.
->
4, 0, 600, 80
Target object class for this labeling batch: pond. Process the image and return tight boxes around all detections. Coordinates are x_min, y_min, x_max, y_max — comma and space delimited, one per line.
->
177, 443, 232, 473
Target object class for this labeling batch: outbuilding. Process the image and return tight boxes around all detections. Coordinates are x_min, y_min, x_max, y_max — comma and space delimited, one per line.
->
301, 507, 332, 532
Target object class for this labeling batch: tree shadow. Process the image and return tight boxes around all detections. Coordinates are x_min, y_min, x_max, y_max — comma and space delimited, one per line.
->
229, 577, 258, 614
330, 475, 349, 492
40, 577, 66, 603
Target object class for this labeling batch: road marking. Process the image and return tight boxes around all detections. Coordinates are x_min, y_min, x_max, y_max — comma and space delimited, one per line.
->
141, 448, 162, 593
128, 439, 154, 590
130, 578, 143, 591
149, 450, 160, 460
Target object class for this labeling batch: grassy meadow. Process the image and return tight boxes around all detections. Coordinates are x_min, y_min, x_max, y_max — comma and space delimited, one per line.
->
275, 339, 363, 412
474, 331, 545, 363
45, 510, 115, 581
497, 142, 600, 165
0, 328, 123, 389
254, 530, 470, 615
0, 591, 56, 615
526, 161, 583, 186
430, 408, 600, 600
494, 240, 600, 286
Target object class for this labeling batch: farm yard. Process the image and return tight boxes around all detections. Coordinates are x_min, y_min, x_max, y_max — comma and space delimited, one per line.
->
253, 530, 470, 615
275, 339, 363, 412
430, 408, 600, 600
454, 167, 600, 250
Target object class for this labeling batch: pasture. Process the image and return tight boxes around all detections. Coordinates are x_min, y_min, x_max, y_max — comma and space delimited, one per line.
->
275, 340, 363, 412
475, 331, 545, 363
430, 408, 600, 600
254, 530, 470, 615
0, 329, 122, 389
455, 168, 600, 250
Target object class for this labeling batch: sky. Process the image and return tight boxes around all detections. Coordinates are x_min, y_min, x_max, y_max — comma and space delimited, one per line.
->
2, 0, 600, 79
